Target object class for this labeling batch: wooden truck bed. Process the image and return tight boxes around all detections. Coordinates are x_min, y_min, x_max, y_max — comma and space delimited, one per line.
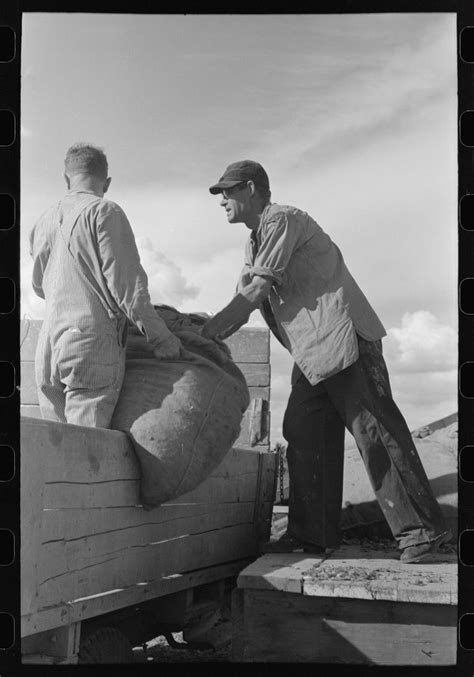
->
20, 320, 276, 659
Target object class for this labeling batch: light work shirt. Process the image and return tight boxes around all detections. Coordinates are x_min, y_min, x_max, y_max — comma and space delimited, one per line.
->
29, 190, 172, 348
237, 203, 387, 386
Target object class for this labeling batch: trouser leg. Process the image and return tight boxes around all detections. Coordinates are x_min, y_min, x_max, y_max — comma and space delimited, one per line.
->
64, 351, 126, 429
323, 337, 448, 550
35, 328, 67, 422
37, 383, 67, 422
283, 377, 345, 548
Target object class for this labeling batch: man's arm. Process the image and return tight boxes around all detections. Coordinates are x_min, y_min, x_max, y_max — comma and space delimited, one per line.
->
201, 275, 272, 340
96, 204, 181, 357
29, 221, 51, 300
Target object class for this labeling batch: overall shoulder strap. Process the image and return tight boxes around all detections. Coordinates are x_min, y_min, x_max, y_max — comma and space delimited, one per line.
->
56, 193, 117, 322
57, 193, 102, 241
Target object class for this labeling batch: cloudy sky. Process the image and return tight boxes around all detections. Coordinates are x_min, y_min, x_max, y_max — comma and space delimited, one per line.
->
21, 12, 457, 443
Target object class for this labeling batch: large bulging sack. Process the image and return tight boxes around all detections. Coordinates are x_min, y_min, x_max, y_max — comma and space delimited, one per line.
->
111, 307, 250, 508
340, 421, 458, 539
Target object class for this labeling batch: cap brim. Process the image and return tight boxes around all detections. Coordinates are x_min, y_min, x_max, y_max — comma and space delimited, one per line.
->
209, 179, 244, 195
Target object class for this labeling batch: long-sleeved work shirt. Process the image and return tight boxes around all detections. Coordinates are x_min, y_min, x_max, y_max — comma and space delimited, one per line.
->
237, 202, 387, 386
29, 190, 172, 349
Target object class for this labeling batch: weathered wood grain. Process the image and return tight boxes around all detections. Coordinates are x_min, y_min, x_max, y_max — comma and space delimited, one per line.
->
43, 474, 258, 510
238, 363, 270, 387
22, 560, 248, 638
21, 405, 42, 419
21, 417, 262, 485
42, 502, 255, 542
20, 319, 275, 641
20, 424, 46, 616
42, 501, 255, 546
39, 508, 257, 585
238, 547, 457, 606
37, 523, 257, 611
21, 417, 275, 625
235, 588, 456, 664
224, 327, 269, 363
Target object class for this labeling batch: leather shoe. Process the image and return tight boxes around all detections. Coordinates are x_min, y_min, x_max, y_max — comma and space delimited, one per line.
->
400, 530, 452, 564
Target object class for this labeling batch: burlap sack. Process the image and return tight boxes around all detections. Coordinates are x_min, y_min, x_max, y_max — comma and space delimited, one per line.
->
111, 308, 250, 508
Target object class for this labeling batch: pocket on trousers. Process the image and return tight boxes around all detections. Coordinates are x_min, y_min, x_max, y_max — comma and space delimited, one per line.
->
55, 329, 120, 390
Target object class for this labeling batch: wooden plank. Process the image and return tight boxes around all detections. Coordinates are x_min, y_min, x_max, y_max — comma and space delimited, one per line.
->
238, 363, 270, 387
419, 412, 457, 434
224, 327, 269, 363
42, 501, 255, 542
42, 501, 254, 548
237, 392, 270, 449
237, 588, 456, 664
302, 545, 457, 605
238, 546, 457, 606
259, 452, 278, 504
22, 559, 249, 638
43, 473, 258, 510
21, 418, 262, 485
37, 523, 257, 612
21, 417, 140, 484
22, 623, 81, 661
39, 507, 255, 585
21, 405, 42, 419
238, 554, 323, 594
20, 423, 46, 617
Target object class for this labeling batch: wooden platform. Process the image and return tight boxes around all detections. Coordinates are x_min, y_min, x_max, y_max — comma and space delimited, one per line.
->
232, 544, 457, 664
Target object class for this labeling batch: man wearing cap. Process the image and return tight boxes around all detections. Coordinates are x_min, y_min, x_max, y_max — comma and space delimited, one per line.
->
30, 142, 182, 428
201, 159, 451, 564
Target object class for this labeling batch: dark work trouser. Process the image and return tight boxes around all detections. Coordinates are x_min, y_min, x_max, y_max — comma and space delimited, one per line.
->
282, 337, 449, 550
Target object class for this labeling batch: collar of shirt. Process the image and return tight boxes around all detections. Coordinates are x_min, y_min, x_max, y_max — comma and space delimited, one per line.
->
250, 202, 273, 252
68, 189, 102, 197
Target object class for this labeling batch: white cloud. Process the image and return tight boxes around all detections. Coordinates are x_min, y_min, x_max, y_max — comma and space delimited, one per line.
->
383, 311, 457, 373
135, 236, 198, 307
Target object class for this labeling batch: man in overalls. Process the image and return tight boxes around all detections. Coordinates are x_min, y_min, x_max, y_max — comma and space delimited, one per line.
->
201, 159, 451, 564
30, 143, 181, 429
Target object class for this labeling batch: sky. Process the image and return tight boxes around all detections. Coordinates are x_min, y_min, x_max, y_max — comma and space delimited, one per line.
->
20, 12, 457, 444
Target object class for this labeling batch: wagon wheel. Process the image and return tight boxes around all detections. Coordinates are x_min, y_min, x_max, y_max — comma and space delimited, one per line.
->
78, 626, 135, 664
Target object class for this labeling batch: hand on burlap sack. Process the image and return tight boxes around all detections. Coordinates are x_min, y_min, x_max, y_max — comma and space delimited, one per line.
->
175, 329, 230, 365
152, 334, 183, 360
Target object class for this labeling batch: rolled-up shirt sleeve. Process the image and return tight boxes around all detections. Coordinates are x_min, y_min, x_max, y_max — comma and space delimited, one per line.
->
96, 205, 172, 347
247, 213, 300, 284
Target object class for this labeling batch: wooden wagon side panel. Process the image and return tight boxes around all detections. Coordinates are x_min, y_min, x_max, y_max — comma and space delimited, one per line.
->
20, 320, 271, 450
20, 320, 274, 636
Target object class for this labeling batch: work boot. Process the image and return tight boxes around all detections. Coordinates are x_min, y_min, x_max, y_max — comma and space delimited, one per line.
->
261, 531, 326, 555
400, 530, 453, 564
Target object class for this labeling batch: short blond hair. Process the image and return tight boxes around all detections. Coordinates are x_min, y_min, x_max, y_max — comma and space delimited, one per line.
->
64, 143, 108, 179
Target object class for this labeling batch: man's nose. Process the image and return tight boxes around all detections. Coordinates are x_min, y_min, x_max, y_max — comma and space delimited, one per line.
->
220, 196, 227, 207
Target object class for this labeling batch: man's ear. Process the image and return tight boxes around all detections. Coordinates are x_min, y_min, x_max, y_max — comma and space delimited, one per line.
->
248, 180, 256, 197
104, 177, 112, 193
64, 173, 70, 189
